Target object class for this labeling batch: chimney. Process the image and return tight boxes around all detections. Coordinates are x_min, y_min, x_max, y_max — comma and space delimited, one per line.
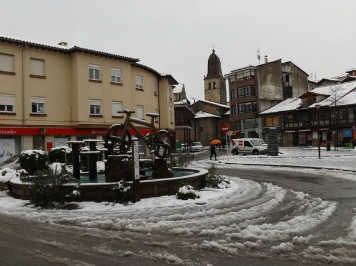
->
264, 55, 268, 64
58, 41, 68, 47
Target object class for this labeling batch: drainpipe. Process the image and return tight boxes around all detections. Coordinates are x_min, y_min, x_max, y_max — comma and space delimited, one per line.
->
21, 44, 26, 125
157, 77, 161, 129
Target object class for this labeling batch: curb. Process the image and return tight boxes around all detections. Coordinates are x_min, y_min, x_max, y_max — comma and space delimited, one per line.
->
220, 161, 356, 173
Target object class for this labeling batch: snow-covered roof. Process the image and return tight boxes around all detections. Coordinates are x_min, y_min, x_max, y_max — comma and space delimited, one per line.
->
308, 80, 356, 108
194, 111, 221, 119
173, 84, 184, 93
260, 98, 302, 115
261, 80, 356, 114
194, 99, 230, 109
340, 90, 356, 106
311, 80, 356, 96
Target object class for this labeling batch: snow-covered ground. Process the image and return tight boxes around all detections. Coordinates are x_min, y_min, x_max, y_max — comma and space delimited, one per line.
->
0, 147, 355, 265
207, 146, 356, 182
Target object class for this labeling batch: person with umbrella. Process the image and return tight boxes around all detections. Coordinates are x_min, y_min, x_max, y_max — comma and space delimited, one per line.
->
210, 140, 220, 160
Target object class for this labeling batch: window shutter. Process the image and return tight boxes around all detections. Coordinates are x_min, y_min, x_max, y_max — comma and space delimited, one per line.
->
0, 94, 15, 105
30, 59, 45, 76
112, 101, 122, 116
0, 54, 14, 72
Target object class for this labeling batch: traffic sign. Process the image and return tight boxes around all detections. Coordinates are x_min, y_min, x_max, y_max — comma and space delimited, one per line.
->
221, 124, 230, 134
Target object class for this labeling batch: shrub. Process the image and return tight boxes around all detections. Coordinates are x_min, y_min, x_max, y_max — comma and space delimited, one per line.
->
19, 150, 48, 175
23, 167, 78, 209
48, 146, 72, 164
112, 180, 131, 205
176, 184, 200, 200
171, 152, 195, 167
206, 163, 230, 189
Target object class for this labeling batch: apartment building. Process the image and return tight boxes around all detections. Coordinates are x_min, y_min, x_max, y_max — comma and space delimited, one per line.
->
0, 36, 177, 160
225, 59, 308, 139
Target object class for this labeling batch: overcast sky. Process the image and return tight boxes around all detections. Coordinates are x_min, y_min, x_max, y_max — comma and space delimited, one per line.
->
1, 0, 355, 101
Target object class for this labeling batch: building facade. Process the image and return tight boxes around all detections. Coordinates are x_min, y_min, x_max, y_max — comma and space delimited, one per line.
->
0, 36, 177, 161
226, 59, 309, 139
260, 79, 356, 147
173, 84, 194, 148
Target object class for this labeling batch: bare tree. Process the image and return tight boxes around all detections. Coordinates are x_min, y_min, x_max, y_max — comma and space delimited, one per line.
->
325, 84, 346, 150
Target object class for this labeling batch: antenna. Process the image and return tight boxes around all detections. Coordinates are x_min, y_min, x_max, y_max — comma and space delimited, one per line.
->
256, 48, 261, 64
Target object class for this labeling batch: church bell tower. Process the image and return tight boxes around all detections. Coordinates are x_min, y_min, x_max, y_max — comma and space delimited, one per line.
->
204, 49, 227, 105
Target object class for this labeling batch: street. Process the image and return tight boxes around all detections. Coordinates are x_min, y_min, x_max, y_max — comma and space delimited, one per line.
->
0, 150, 355, 266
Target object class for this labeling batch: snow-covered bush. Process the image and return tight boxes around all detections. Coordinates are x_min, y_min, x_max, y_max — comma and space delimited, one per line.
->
24, 167, 77, 209
176, 184, 200, 200
19, 150, 48, 175
112, 180, 131, 205
206, 163, 230, 189
171, 152, 194, 167
48, 146, 72, 164
0, 168, 27, 189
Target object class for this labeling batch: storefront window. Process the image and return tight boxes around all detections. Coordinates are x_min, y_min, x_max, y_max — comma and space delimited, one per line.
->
33, 135, 44, 150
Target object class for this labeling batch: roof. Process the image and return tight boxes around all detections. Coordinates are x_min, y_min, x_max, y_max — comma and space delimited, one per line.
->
225, 65, 256, 78
173, 84, 184, 93
194, 111, 221, 119
0, 35, 139, 62
339, 89, 356, 106
260, 80, 356, 114
193, 99, 230, 109
260, 98, 302, 115
309, 81, 356, 108
309, 79, 356, 99
0, 35, 178, 82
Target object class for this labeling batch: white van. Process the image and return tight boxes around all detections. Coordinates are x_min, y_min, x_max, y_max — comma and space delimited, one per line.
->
231, 138, 267, 155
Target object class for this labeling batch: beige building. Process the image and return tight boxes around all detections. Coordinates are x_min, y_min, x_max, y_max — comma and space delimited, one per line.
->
0, 36, 177, 159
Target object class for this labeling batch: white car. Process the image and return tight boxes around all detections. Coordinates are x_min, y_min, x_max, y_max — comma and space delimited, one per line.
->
190, 142, 204, 152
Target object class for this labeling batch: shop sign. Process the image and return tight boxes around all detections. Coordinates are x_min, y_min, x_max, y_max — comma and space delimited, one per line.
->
0, 127, 150, 136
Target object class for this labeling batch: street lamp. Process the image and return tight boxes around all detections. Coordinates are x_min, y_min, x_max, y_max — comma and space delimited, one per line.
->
315, 104, 321, 159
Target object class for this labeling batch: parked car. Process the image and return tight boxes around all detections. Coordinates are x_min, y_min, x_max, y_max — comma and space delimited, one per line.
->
0, 155, 20, 170
231, 138, 267, 155
190, 141, 204, 152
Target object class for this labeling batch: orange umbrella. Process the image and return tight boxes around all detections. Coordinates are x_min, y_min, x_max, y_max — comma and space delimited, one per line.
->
210, 139, 221, 145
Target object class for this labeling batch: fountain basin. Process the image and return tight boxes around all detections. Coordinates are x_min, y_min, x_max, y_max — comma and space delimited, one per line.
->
9, 167, 208, 202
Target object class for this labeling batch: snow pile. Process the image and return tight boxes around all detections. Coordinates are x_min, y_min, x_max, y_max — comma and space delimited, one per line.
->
0, 168, 26, 183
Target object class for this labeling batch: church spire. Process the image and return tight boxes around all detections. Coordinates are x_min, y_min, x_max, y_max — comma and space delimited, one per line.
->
207, 49, 223, 78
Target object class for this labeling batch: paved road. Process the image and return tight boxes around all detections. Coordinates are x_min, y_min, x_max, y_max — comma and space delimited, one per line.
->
0, 153, 355, 266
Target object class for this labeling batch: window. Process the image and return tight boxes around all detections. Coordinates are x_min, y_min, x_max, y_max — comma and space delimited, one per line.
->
238, 104, 245, 113
230, 90, 235, 101
137, 105, 144, 120
30, 58, 45, 77
90, 99, 102, 115
153, 82, 158, 95
31, 97, 45, 114
111, 101, 122, 116
136, 75, 143, 90
0, 53, 14, 73
0, 94, 15, 113
89, 64, 101, 80
110, 68, 122, 83
33, 135, 44, 150
238, 102, 256, 113
231, 105, 236, 115
237, 86, 255, 97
